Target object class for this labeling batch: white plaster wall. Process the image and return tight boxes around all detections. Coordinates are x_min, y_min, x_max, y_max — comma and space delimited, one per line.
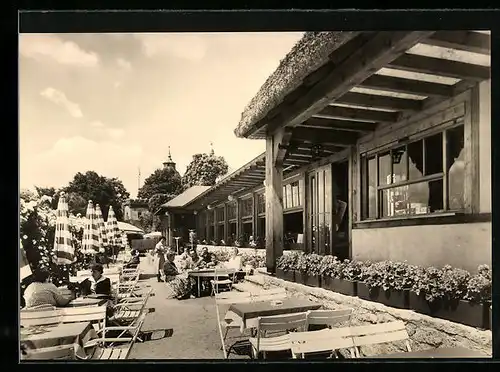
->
352, 222, 491, 272
479, 79, 491, 213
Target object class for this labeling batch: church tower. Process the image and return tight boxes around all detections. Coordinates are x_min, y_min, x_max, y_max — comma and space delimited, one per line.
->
163, 146, 177, 171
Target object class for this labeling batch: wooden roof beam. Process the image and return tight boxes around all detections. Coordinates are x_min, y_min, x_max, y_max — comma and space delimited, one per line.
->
388, 53, 490, 81
359, 74, 453, 98
304, 117, 378, 133
317, 105, 399, 123
335, 91, 423, 111
296, 142, 345, 153
420, 31, 490, 55
292, 127, 358, 146
266, 31, 434, 134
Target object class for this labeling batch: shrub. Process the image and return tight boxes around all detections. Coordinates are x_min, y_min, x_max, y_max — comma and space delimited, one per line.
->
276, 252, 300, 272
411, 266, 445, 303
441, 265, 471, 301
318, 255, 342, 278
361, 260, 418, 292
295, 253, 308, 273
465, 265, 491, 304
241, 253, 266, 268
306, 254, 324, 276
339, 259, 365, 281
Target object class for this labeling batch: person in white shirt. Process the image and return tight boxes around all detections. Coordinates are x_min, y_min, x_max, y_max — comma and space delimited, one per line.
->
225, 247, 242, 271
154, 236, 168, 282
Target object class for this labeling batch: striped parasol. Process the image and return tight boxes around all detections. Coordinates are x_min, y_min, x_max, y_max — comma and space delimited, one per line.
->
20, 238, 32, 281
53, 191, 76, 265
94, 204, 108, 252
82, 200, 100, 254
121, 231, 129, 250
106, 206, 121, 246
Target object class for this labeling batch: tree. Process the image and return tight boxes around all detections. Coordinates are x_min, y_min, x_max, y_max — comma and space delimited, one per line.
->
63, 171, 130, 221
138, 167, 183, 201
182, 152, 229, 188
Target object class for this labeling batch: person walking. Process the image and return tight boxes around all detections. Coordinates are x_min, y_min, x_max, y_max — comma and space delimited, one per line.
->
154, 236, 168, 282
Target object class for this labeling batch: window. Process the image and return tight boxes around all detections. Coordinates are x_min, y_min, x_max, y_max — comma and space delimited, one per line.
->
216, 207, 224, 222
241, 198, 253, 218
361, 122, 465, 219
283, 181, 301, 209
257, 193, 265, 215
227, 202, 237, 220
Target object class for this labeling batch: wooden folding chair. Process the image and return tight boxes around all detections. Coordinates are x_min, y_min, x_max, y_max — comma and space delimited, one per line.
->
211, 268, 236, 296
248, 312, 308, 359
306, 309, 353, 330
110, 289, 152, 326
20, 307, 62, 328
290, 328, 356, 359
350, 321, 412, 358
214, 291, 253, 359
59, 305, 107, 338
21, 344, 76, 360
78, 312, 147, 360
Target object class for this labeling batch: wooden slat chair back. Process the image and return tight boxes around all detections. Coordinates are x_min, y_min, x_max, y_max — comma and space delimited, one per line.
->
80, 312, 147, 360
111, 289, 152, 326
211, 268, 237, 295
20, 307, 62, 328
250, 312, 309, 359
22, 344, 76, 360
215, 291, 253, 359
306, 309, 353, 329
60, 305, 107, 337
349, 321, 411, 357
289, 328, 356, 359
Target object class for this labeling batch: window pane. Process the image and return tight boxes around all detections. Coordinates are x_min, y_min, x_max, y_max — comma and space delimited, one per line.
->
292, 182, 300, 207
392, 146, 407, 182
425, 133, 443, 175
378, 152, 392, 185
282, 186, 286, 209
367, 157, 377, 219
408, 140, 424, 180
447, 125, 465, 210
318, 171, 325, 214
286, 184, 293, 209
381, 179, 444, 217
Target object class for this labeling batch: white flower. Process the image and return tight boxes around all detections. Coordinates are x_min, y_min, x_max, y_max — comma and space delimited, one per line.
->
23, 235, 28, 240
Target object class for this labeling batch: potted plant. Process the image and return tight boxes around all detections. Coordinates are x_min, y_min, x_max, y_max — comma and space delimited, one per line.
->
357, 261, 412, 309
335, 259, 363, 296
410, 265, 482, 327
296, 253, 322, 287
320, 255, 354, 296
464, 265, 492, 329
276, 252, 299, 281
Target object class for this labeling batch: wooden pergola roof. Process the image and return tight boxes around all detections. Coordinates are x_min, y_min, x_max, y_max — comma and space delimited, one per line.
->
183, 153, 284, 210
234, 31, 491, 169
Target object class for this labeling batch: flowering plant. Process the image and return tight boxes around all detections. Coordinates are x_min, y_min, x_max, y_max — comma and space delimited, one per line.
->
410, 265, 470, 303
440, 265, 471, 301
339, 259, 365, 281
276, 252, 300, 272
305, 253, 324, 276
318, 255, 342, 278
361, 260, 418, 292
465, 265, 492, 303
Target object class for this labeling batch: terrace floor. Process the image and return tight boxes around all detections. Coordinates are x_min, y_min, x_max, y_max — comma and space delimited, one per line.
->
129, 259, 250, 360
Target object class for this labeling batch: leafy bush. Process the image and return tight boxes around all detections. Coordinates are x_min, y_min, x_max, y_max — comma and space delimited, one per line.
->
276, 252, 301, 272
306, 254, 324, 276
339, 259, 365, 281
411, 266, 444, 303
318, 255, 342, 278
361, 261, 418, 292
241, 253, 266, 268
441, 265, 471, 301
465, 265, 491, 304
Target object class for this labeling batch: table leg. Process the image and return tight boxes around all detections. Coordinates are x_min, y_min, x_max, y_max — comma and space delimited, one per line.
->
197, 277, 201, 298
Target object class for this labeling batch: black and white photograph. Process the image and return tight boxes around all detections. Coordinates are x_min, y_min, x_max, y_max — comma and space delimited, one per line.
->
18, 14, 492, 361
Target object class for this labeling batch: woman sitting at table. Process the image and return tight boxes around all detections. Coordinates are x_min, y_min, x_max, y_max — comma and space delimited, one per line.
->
124, 250, 140, 269
23, 269, 74, 309
163, 251, 197, 300
224, 247, 242, 271
79, 264, 112, 299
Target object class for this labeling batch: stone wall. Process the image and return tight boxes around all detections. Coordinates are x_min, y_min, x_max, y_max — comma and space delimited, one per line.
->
245, 274, 492, 357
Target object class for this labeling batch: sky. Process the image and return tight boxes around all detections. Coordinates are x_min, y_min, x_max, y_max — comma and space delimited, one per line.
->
19, 32, 303, 197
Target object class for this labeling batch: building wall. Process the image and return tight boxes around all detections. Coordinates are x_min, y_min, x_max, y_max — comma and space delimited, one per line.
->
123, 205, 148, 222
479, 79, 491, 213
352, 222, 491, 272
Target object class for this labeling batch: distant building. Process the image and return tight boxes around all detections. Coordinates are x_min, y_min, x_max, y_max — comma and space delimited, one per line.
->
122, 199, 149, 224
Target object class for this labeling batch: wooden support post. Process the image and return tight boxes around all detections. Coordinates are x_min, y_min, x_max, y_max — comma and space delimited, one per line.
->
213, 209, 218, 243
205, 211, 209, 242
252, 193, 258, 239
236, 199, 241, 239
223, 204, 228, 243
265, 133, 284, 274
168, 213, 174, 248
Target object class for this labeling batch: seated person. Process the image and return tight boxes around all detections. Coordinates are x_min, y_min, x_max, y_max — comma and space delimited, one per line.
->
224, 247, 242, 271
163, 251, 197, 300
206, 253, 219, 268
124, 250, 140, 269
79, 263, 112, 299
23, 269, 74, 308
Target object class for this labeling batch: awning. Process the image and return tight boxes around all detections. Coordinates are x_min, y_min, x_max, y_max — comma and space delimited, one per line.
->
117, 221, 145, 234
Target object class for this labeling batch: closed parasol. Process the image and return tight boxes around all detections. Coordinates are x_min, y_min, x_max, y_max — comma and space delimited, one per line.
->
106, 206, 121, 261
53, 191, 76, 265
94, 204, 108, 252
82, 200, 99, 255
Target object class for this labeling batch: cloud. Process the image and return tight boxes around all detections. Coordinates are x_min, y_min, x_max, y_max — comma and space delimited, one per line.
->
40, 87, 83, 118
20, 34, 99, 67
134, 33, 207, 61
106, 128, 125, 140
21, 136, 143, 194
90, 120, 105, 128
89, 120, 125, 140
116, 57, 132, 71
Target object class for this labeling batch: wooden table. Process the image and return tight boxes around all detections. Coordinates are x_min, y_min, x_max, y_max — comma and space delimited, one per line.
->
229, 298, 322, 332
68, 298, 107, 307
21, 321, 97, 359
187, 269, 245, 297
366, 347, 490, 359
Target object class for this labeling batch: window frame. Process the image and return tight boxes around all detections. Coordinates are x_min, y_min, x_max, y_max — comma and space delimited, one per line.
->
360, 119, 466, 221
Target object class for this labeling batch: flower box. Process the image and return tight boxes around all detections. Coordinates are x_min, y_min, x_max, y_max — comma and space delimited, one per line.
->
408, 292, 487, 328
276, 268, 295, 282
322, 276, 357, 297
357, 282, 409, 309
295, 271, 321, 287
